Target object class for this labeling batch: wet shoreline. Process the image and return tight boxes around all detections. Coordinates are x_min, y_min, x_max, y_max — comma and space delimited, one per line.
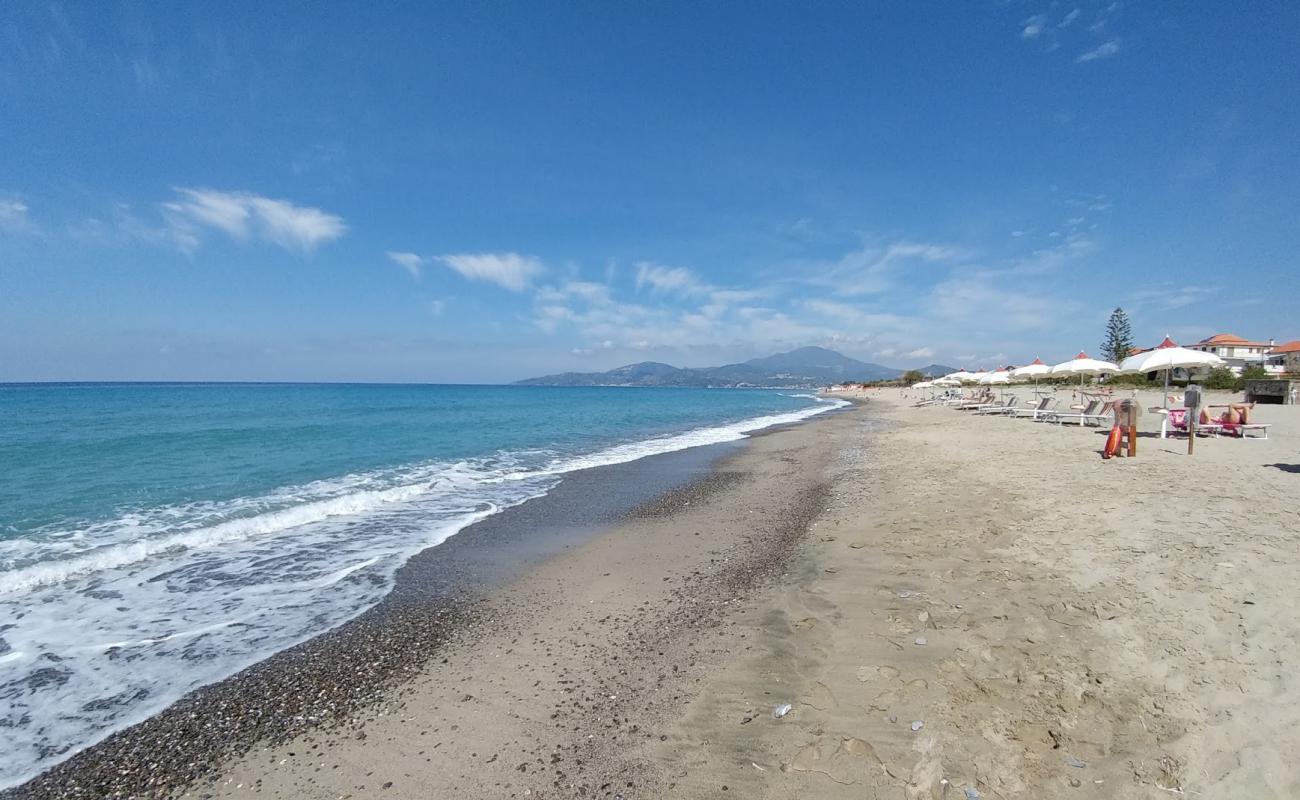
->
3, 409, 848, 799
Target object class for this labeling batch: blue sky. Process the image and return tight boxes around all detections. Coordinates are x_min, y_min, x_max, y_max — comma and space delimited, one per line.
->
2, 1, 1297, 382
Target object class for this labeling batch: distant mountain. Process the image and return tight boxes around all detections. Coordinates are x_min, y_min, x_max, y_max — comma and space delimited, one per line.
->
516, 346, 924, 388
913, 363, 958, 377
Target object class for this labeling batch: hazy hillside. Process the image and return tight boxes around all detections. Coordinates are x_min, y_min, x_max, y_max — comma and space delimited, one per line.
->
516, 346, 929, 388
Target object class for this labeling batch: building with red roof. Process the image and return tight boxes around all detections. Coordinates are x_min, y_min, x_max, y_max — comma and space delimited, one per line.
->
1190, 333, 1284, 375
1267, 340, 1300, 374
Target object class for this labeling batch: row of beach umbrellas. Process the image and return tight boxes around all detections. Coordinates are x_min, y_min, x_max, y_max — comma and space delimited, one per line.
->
914, 337, 1226, 406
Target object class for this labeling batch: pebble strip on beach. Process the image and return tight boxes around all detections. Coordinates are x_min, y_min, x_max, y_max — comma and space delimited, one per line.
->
1, 595, 476, 800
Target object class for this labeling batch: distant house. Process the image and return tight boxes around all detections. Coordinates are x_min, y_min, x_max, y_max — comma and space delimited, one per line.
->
1190, 333, 1283, 375
1267, 340, 1300, 374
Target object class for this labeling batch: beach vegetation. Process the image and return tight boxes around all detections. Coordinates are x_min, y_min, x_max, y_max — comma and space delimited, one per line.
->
1101, 307, 1134, 366
901, 370, 925, 385
1203, 367, 1241, 391
1105, 372, 1154, 388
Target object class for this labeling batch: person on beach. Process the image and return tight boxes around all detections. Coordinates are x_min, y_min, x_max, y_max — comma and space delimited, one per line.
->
1200, 402, 1255, 425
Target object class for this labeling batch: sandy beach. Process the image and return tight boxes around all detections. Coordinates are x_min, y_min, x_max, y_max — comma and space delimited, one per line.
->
9, 390, 1299, 799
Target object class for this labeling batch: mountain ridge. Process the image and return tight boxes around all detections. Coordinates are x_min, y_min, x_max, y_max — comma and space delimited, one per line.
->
515, 346, 954, 388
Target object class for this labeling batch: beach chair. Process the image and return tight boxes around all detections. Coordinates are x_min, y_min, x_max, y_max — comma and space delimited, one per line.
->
1010, 396, 1056, 420
1162, 408, 1222, 439
1216, 419, 1271, 439
1042, 400, 1111, 426
975, 395, 1020, 415
954, 393, 993, 410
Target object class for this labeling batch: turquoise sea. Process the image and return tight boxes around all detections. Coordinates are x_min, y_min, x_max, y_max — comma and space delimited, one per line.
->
0, 383, 844, 787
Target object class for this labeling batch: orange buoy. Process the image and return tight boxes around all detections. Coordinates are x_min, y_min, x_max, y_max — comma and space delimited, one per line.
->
1103, 425, 1121, 459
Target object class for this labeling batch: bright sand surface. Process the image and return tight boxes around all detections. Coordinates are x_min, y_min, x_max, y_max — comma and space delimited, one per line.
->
185, 389, 1299, 799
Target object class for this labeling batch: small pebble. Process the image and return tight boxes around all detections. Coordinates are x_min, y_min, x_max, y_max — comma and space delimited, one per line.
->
914, 637, 927, 646
910, 720, 924, 731
963, 789, 981, 800
1065, 756, 1087, 768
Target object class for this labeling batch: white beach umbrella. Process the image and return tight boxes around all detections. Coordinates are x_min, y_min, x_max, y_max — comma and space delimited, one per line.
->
1010, 357, 1053, 395
1010, 357, 1051, 382
945, 370, 974, 383
1118, 336, 1226, 407
912, 380, 932, 389
980, 368, 1012, 401
1051, 351, 1118, 392
966, 371, 990, 384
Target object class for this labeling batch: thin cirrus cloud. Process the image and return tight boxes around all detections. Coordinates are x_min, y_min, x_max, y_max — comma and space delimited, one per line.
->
163, 188, 347, 254
1021, 15, 1047, 39
1076, 39, 1119, 63
386, 251, 426, 279
385, 250, 543, 290
437, 252, 544, 291
634, 262, 706, 295
0, 199, 32, 233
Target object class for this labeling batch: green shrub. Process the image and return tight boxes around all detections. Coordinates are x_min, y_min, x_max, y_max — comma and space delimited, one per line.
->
1203, 367, 1242, 392
1105, 373, 1154, 388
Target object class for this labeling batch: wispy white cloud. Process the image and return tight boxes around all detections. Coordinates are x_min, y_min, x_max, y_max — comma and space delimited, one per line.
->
1021, 15, 1047, 39
635, 262, 705, 295
0, 199, 32, 233
814, 239, 964, 296
386, 251, 425, 280
1127, 286, 1212, 312
437, 252, 543, 291
1059, 8, 1081, 28
71, 202, 200, 252
928, 277, 1063, 332
1076, 39, 1120, 63
163, 188, 347, 254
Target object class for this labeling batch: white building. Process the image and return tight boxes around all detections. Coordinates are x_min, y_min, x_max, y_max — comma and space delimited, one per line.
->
1190, 333, 1284, 376
1266, 340, 1300, 375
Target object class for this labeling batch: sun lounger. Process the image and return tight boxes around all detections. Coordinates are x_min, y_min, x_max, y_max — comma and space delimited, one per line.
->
1217, 420, 1270, 439
975, 396, 1020, 415
1041, 400, 1111, 426
954, 395, 994, 410
1010, 396, 1056, 420
1161, 408, 1222, 438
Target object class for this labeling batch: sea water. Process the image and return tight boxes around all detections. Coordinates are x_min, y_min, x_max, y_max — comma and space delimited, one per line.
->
0, 383, 845, 787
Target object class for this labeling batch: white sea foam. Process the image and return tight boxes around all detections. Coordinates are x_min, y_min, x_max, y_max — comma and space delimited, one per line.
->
0, 394, 845, 788
506, 395, 848, 479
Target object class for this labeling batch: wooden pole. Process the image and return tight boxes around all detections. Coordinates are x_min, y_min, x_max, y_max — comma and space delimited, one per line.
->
1188, 416, 1195, 455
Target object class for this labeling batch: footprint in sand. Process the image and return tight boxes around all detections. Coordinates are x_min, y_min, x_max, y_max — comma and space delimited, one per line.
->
857, 665, 901, 683
785, 734, 883, 786
869, 679, 930, 710
801, 681, 837, 711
